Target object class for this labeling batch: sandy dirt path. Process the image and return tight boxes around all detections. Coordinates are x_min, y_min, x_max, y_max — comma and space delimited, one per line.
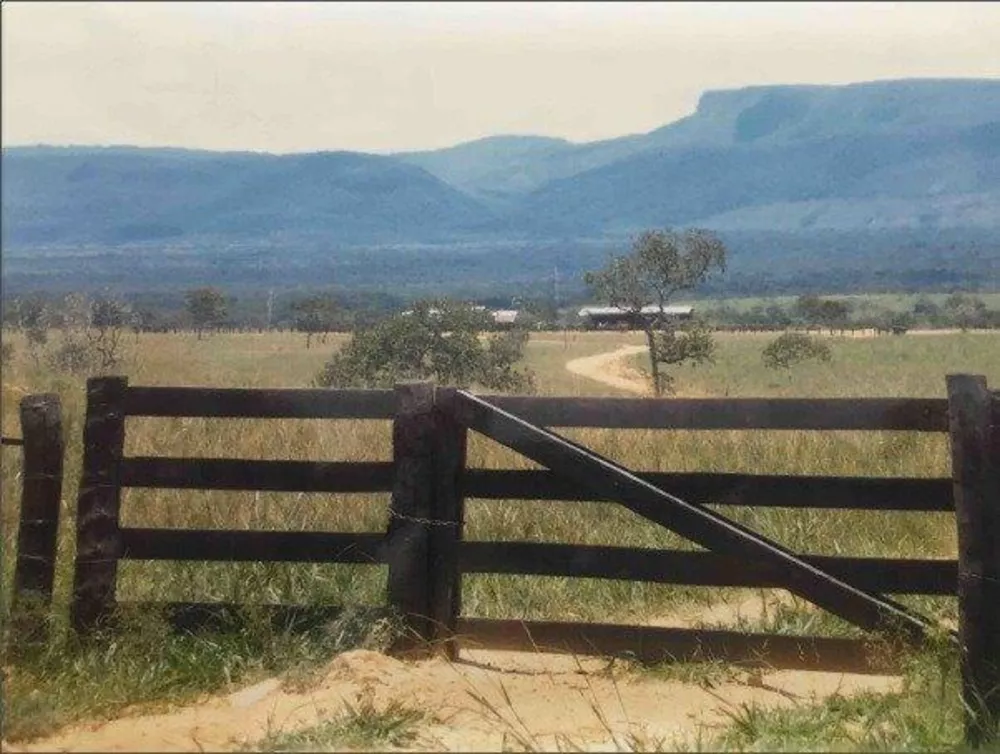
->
565, 344, 651, 395
4, 642, 902, 753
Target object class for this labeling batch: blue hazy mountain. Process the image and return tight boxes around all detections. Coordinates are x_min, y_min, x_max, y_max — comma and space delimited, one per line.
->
2, 79, 998, 295
1, 147, 498, 245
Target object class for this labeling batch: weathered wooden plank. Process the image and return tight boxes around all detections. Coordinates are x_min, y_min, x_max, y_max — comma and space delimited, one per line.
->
385, 383, 437, 653
119, 528, 385, 563
947, 375, 1000, 746
484, 395, 949, 431
1, 436, 25, 446
72, 377, 128, 634
456, 391, 936, 644
464, 469, 954, 511
428, 387, 468, 660
11, 394, 64, 649
460, 541, 957, 595
456, 618, 900, 674
121, 457, 394, 493
124, 386, 396, 419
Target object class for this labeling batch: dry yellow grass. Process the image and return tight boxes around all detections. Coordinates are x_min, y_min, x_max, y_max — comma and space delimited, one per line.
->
2, 325, 997, 747
4, 326, 996, 627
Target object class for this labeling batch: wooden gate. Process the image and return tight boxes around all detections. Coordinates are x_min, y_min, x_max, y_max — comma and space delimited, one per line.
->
60, 375, 998, 744
451, 389, 935, 647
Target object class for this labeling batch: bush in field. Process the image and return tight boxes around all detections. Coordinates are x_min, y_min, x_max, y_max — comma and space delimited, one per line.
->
41, 293, 135, 375
943, 292, 988, 331
315, 299, 534, 392
761, 332, 832, 370
48, 339, 93, 374
1, 341, 13, 366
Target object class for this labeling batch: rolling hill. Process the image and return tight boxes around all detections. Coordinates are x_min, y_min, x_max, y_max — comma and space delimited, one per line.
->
2, 78, 998, 295
1, 147, 498, 246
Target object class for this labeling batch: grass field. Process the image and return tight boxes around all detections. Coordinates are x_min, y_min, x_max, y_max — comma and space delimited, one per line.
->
682, 291, 1000, 315
2, 325, 999, 749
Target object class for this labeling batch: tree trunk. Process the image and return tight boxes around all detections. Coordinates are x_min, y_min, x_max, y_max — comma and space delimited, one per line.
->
643, 327, 660, 396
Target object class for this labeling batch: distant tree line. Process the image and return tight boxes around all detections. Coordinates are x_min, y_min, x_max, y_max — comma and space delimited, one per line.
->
703, 293, 1000, 333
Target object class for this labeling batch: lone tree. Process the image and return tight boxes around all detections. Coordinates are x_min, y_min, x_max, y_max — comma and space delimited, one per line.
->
584, 228, 727, 395
184, 287, 228, 339
315, 298, 534, 392
290, 295, 339, 349
87, 295, 135, 370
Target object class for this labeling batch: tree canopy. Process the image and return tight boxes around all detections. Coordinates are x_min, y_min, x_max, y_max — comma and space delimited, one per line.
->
584, 228, 727, 395
315, 299, 534, 392
184, 287, 228, 338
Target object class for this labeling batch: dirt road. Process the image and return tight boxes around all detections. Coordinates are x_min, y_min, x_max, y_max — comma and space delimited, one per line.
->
565, 344, 650, 395
5, 622, 901, 753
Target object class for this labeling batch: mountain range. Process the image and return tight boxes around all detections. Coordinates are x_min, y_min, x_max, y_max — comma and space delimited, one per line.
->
2, 78, 998, 295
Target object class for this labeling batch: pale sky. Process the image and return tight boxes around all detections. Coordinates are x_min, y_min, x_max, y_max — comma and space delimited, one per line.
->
2, 1, 999, 154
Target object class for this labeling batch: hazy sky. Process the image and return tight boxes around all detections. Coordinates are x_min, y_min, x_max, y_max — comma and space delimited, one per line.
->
3, 1, 998, 154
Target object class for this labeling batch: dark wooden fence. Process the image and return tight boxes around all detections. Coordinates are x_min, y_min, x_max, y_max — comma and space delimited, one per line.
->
12, 374, 995, 745
4, 394, 64, 651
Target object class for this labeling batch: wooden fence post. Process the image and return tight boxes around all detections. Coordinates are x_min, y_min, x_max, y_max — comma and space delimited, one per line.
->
386, 382, 436, 655
11, 393, 64, 650
429, 387, 468, 660
947, 374, 1000, 747
71, 376, 128, 635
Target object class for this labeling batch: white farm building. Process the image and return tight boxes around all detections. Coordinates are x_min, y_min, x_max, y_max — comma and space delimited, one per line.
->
577, 305, 694, 330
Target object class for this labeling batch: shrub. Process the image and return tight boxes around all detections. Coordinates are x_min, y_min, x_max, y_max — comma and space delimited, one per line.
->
761, 332, 832, 370
316, 299, 534, 392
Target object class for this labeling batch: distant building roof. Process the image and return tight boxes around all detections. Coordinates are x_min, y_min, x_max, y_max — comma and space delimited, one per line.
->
492, 309, 519, 324
577, 305, 694, 317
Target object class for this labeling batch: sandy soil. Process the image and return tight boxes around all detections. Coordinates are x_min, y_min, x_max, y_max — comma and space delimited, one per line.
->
4, 635, 900, 753
3, 592, 904, 753
565, 345, 651, 396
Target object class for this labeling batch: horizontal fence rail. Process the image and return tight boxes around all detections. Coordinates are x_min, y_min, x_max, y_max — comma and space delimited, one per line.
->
121, 458, 394, 493
484, 395, 950, 431
460, 541, 957, 595
120, 528, 385, 564
465, 469, 954, 511
455, 618, 897, 674
124, 386, 396, 419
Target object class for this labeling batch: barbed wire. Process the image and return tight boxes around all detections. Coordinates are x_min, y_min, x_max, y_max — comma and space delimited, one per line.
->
387, 508, 461, 528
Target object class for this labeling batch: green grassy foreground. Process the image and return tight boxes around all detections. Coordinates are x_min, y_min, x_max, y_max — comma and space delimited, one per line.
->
2, 327, 999, 749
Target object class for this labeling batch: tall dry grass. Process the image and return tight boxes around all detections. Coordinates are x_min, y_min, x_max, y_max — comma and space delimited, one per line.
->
1, 326, 998, 744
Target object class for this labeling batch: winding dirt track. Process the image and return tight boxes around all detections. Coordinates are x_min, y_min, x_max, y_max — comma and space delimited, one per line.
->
565, 344, 651, 395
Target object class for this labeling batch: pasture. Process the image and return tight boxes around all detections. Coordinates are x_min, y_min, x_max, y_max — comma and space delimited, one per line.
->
2, 326, 999, 749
